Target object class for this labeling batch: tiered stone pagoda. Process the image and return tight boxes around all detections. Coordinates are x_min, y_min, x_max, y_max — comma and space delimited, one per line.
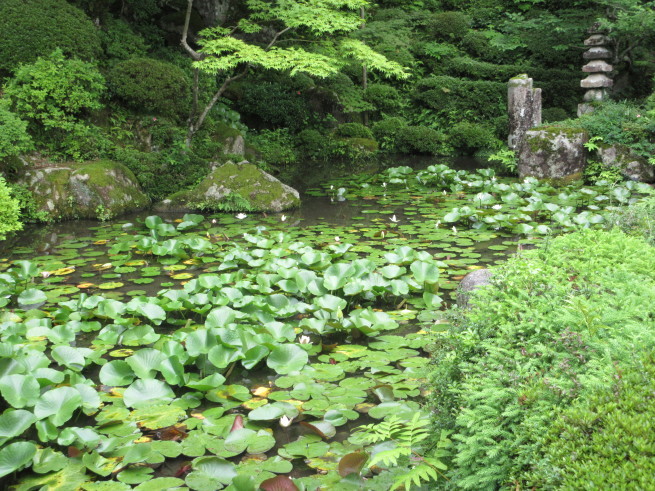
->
578, 27, 613, 116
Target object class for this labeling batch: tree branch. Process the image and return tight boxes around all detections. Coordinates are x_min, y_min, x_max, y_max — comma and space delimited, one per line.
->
181, 0, 203, 61
266, 26, 292, 50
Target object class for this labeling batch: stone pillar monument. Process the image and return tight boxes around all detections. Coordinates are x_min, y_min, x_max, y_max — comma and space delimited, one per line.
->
508, 75, 542, 151
578, 27, 613, 116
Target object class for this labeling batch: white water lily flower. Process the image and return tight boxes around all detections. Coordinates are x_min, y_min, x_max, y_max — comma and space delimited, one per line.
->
280, 214, 287, 222
334, 236, 340, 242
211, 218, 217, 224
40, 271, 51, 279
280, 415, 293, 427
390, 215, 400, 223
435, 220, 441, 228
443, 190, 447, 195
452, 225, 458, 235
235, 213, 247, 219
382, 182, 387, 188
298, 335, 311, 344
492, 204, 503, 210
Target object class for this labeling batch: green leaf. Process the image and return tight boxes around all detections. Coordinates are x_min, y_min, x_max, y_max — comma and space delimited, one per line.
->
123, 379, 175, 408
99, 360, 135, 386
17, 288, 47, 307
185, 457, 237, 491
267, 344, 308, 374
34, 387, 83, 425
32, 448, 68, 474
0, 410, 36, 446
0, 441, 37, 478
224, 428, 276, 455
0, 374, 40, 408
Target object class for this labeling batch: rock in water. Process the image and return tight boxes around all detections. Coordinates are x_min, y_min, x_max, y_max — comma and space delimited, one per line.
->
22, 160, 149, 221
164, 161, 300, 213
457, 269, 493, 308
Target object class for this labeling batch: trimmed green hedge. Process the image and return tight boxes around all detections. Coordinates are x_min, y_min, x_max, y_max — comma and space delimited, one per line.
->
429, 229, 655, 489
108, 58, 191, 118
0, 0, 101, 73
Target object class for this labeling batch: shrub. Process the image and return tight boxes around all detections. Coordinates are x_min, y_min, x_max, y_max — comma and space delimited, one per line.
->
0, 0, 101, 73
413, 76, 506, 125
363, 84, 403, 113
542, 107, 569, 123
4, 49, 105, 133
101, 18, 150, 62
428, 229, 655, 489
608, 196, 655, 245
239, 81, 313, 131
397, 126, 444, 155
108, 58, 190, 118
334, 123, 374, 139
372, 117, 408, 151
0, 104, 33, 162
427, 12, 471, 40
251, 129, 298, 168
447, 121, 498, 154
0, 177, 22, 240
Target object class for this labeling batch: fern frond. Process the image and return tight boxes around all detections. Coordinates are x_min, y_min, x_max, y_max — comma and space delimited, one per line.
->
391, 463, 440, 491
368, 447, 411, 468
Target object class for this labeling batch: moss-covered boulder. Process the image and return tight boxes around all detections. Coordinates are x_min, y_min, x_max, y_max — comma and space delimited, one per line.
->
518, 127, 588, 182
22, 160, 149, 221
163, 161, 300, 213
597, 144, 655, 183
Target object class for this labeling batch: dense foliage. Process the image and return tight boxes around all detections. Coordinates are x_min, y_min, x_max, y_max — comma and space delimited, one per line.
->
0, 0, 101, 74
429, 227, 655, 488
0, 177, 22, 240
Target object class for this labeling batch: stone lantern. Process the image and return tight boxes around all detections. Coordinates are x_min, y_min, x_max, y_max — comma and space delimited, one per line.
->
578, 28, 613, 116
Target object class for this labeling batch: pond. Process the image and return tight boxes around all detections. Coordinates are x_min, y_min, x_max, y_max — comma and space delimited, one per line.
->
0, 159, 651, 490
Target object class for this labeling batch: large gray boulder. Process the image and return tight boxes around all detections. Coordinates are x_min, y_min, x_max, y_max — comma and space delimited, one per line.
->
164, 161, 300, 212
457, 269, 493, 308
21, 160, 149, 221
597, 144, 655, 183
518, 127, 588, 182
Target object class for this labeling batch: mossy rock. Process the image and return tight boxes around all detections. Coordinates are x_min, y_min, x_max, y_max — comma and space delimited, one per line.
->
21, 160, 150, 221
518, 127, 588, 182
163, 161, 300, 213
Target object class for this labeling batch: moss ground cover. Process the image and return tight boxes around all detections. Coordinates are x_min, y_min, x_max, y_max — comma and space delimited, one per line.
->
0, 165, 652, 489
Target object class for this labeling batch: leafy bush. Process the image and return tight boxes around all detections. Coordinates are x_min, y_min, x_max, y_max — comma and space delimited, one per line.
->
413, 76, 506, 125
542, 107, 569, 123
427, 12, 471, 40
251, 129, 298, 168
530, 351, 655, 488
372, 117, 408, 151
557, 101, 655, 162
0, 177, 22, 240
108, 58, 190, 118
0, 0, 101, 73
608, 196, 655, 245
334, 123, 374, 139
397, 126, 444, 155
239, 81, 313, 131
0, 104, 32, 162
447, 121, 498, 154
4, 49, 105, 133
429, 229, 655, 488
100, 18, 150, 62
363, 84, 403, 113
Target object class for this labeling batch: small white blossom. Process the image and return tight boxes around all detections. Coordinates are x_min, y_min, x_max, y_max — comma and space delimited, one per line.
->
280, 214, 287, 222
235, 213, 247, 220
298, 335, 311, 344
334, 236, 340, 242
40, 271, 51, 279
211, 218, 217, 224
435, 220, 441, 228
390, 215, 400, 223
492, 204, 502, 210
452, 225, 458, 235
280, 415, 293, 427
382, 182, 387, 188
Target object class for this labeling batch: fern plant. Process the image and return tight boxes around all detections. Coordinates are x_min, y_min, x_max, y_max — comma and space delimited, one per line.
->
351, 413, 451, 490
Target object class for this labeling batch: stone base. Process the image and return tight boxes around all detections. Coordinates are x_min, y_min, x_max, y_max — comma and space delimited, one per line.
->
598, 144, 655, 183
518, 127, 588, 181
578, 103, 596, 117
